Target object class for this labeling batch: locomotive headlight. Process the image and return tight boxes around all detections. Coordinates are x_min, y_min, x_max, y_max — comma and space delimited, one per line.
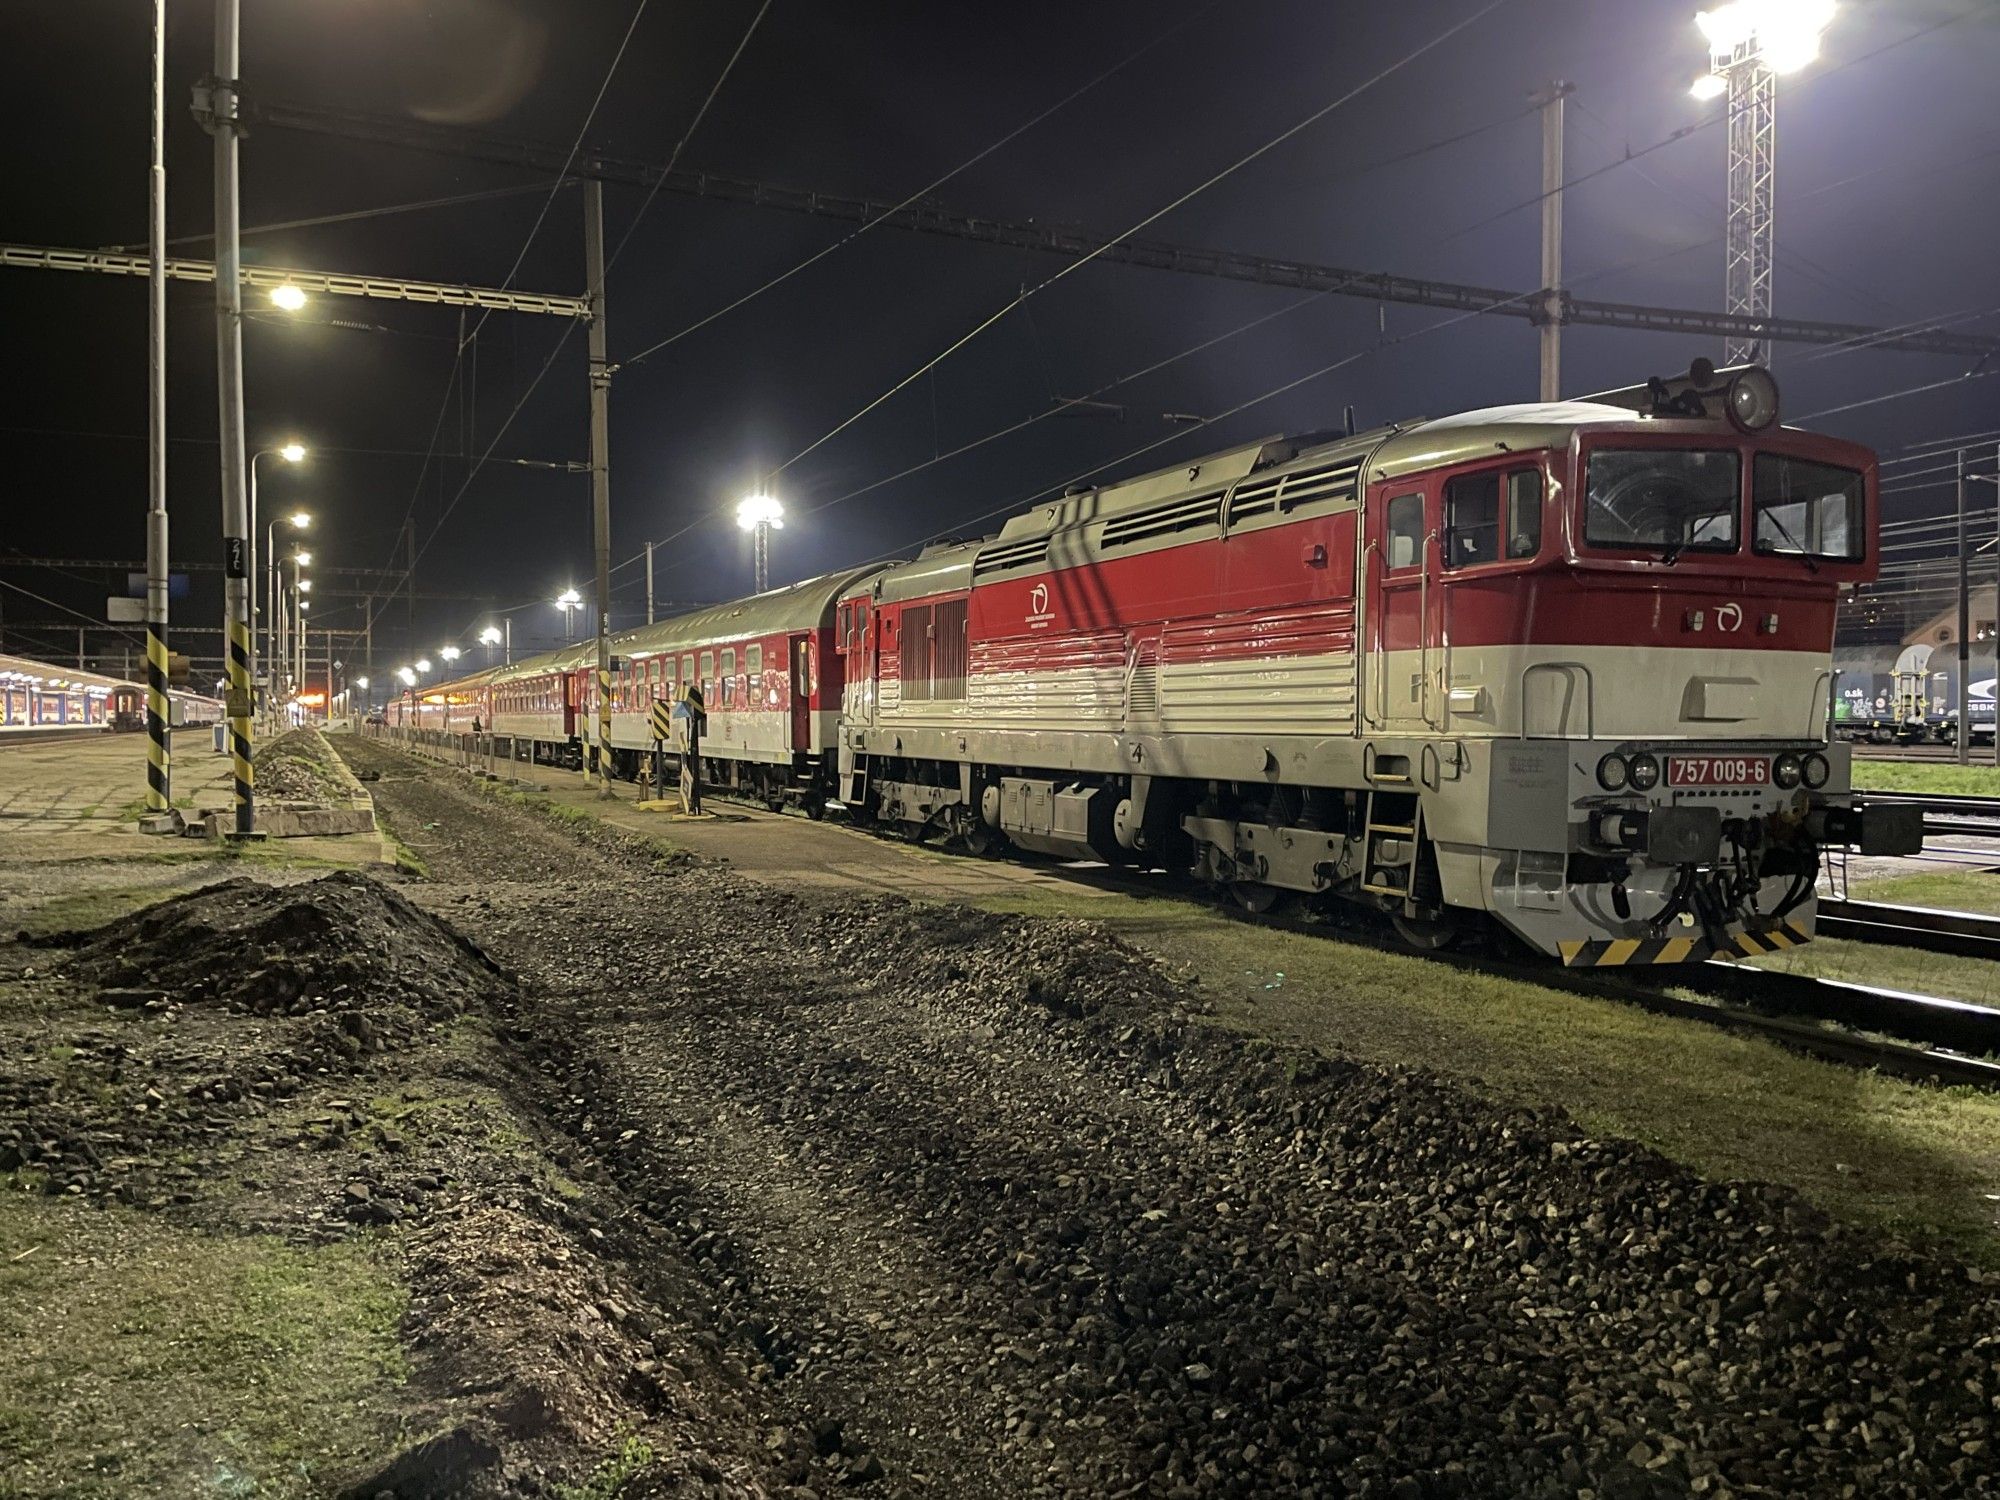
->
1773, 752, 1804, 789
1802, 752, 1831, 789
1627, 753, 1661, 791
1596, 753, 1629, 791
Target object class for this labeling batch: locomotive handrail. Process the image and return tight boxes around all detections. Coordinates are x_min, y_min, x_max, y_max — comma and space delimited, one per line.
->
1517, 660, 1595, 740
1418, 530, 1439, 731
1808, 668, 1834, 741
1361, 539, 1381, 727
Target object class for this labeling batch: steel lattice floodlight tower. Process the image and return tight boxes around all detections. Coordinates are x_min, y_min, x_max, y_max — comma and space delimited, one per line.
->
1691, 1, 1836, 368
737, 494, 784, 593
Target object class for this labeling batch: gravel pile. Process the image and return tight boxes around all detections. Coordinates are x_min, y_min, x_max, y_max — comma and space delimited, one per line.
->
338, 742, 2000, 1500
255, 726, 350, 804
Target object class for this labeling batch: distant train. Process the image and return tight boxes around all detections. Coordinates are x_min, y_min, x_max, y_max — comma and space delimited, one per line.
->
391, 362, 1921, 966
105, 685, 224, 732
1831, 644, 1996, 745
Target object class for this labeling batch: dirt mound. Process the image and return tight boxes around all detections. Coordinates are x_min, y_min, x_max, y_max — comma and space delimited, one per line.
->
67, 870, 504, 1024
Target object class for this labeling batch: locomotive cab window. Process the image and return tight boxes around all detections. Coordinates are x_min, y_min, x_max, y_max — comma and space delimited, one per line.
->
1586, 448, 1739, 556
1444, 473, 1501, 568
1385, 493, 1424, 569
1753, 454, 1863, 562
1508, 471, 1543, 558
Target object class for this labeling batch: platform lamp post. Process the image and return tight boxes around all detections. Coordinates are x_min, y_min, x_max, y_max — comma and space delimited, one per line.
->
249, 445, 305, 715
265, 507, 309, 723
555, 588, 583, 641
737, 494, 784, 594
480, 623, 509, 664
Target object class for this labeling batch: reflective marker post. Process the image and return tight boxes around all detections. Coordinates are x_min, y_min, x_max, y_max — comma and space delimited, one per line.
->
142, 0, 171, 821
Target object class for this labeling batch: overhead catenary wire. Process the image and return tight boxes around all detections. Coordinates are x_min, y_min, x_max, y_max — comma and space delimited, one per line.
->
757, 0, 1516, 488
364, 0, 657, 639
607, 97, 1548, 577
610, 0, 1227, 374
1795, 368, 2000, 424
393, 0, 770, 590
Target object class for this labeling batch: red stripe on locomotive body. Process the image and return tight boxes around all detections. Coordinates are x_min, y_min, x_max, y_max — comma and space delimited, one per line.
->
881, 503, 1844, 671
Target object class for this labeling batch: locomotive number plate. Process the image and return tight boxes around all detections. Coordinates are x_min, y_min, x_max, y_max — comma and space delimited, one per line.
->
1668, 755, 1770, 787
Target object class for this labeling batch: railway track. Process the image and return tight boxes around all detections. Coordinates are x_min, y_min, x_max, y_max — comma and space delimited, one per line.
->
1816, 895, 2000, 959
383, 734, 2000, 1091
1024, 859, 2000, 1091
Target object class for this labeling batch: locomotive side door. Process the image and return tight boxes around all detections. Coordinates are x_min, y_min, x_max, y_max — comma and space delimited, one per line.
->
790, 634, 813, 752
1364, 479, 1438, 731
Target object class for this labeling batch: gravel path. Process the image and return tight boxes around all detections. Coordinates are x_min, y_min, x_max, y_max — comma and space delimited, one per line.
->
343, 739, 2000, 1499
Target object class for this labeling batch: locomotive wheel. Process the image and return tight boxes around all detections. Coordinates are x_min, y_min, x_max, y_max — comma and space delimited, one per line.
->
803, 796, 825, 821
1230, 880, 1283, 915
962, 820, 1000, 857
1391, 909, 1460, 952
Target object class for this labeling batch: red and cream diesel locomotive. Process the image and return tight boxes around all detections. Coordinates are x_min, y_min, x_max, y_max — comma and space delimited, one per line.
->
396, 362, 1920, 964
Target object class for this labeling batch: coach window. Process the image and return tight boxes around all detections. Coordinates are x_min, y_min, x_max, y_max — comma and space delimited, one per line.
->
681, 655, 695, 695
1385, 492, 1424, 569
698, 652, 714, 703
1508, 470, 1543, 558
1444, 472, 1501, 568
746, 643, 762, 682
720, 648, 736, 706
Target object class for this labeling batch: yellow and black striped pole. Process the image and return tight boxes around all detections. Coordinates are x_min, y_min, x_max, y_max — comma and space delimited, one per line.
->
226, 611, 255, 830
144, 622, 171, 813
597, 661, 613, 793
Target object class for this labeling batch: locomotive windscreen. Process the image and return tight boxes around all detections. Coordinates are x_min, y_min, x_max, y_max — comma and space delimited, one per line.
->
1585, 448, 1739, 556
1753, 455, 1864, 562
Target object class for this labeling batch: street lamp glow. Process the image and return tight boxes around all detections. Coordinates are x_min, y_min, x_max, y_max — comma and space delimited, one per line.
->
440, 646, 462, 662
269, 284, 308, 312
397, 666, 416, 686
355, 676, 369, 690
1689, 72, 1727, 100
555, 587, 582, 607
279, 443, 306, 463
1694, 1, 1835, 72
298, 599, 309, 612
415, 658, 432, 674
297, 580, 311, 593
293, 550, 312, 566
736, 494, 785, 531
289, 510, 311, 528
479, 626, 503, 646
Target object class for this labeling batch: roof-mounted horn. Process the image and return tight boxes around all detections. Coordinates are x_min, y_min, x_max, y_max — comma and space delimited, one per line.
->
1584, 359, 1781, 433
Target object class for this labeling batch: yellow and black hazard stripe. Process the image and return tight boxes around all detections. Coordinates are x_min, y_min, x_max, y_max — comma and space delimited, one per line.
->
1558, 918, 1811, 967
649, 698, 673, 741
1727, 919, 1812, 957
227, 614, 255, 829
597, 664, 613, 785
144, 622, 171, 812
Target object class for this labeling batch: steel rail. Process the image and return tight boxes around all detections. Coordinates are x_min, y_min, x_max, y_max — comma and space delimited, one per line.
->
1814, 897, 2000, 963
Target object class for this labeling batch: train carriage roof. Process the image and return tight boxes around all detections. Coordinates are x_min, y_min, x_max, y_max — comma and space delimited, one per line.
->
472, 564, 889, 691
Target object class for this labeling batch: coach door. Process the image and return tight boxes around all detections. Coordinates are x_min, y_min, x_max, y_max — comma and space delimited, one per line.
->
1364, 480, 1438, 731
790, 635, 813, 752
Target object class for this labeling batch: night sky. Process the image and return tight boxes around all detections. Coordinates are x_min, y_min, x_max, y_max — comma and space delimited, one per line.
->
3, 0, 1997, 679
